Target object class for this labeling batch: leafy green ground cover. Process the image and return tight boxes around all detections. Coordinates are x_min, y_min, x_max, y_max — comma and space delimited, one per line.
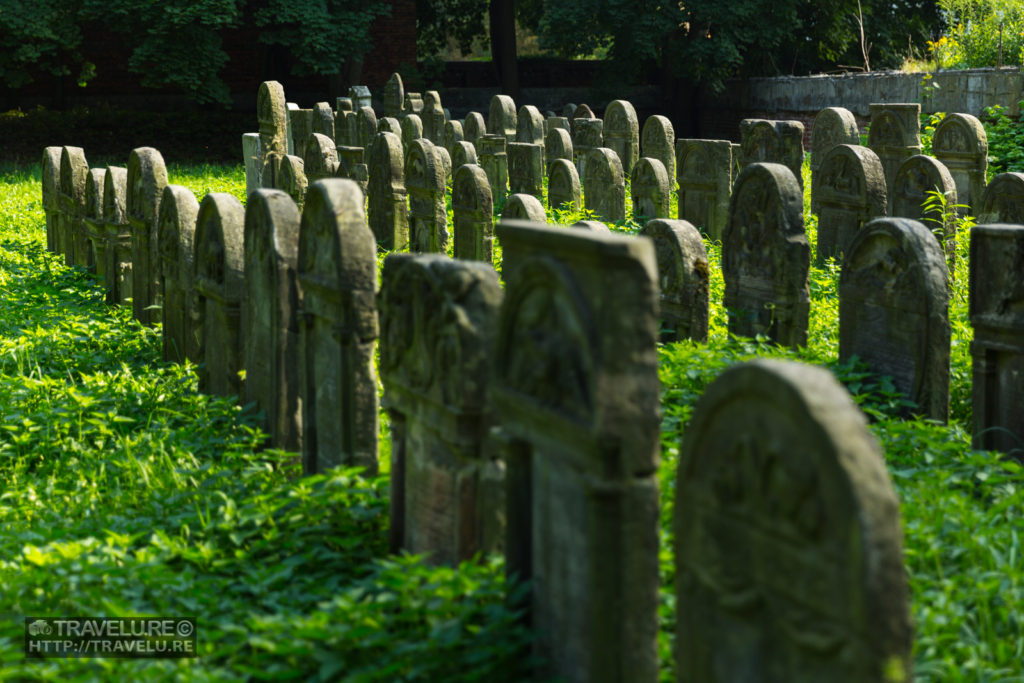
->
0, 153, 1022, 681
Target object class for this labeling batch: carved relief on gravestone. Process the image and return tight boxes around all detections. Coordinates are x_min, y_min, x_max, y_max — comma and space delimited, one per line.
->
312, 101, 335, 140
583, 147, 626, 221
840, 217, 951, 421
58, 146, 88, 267
969, 224, 1024, 458
603, 100, 640, 175
403, 92, 424, 115
516, 104, 545, 146
868, 103, 922, 212
932, 113, 988, 214
502, 193, 547, 222
349, 85, 372, 110
303, 133, 340, 182
42, 147, 62, 253
507, 142, 544, 198
545, 127, 573, 169
675, 359, 912, 683
127, 147, 169, 326
367, 131, 409, 251
297, 179, 379, 474
243, 133, 262, 198
815, 144, 887, 261
478, 134, 509, 202
193, 193, 245, 398
421, 90, 446, 144
451, 140, 478, 169
494, 219, 660, 683
453, 164, 494, 262
157, 185, 200, 364
724, 162, 810, 348
102, 167, 131, 305
290, 109, 314, 166
406, 138, 449, 253
381, 253, 505, 564
810, 107, 860, 215
978, 172, 1024, 224
258, 81, 288, 159
548, 159, 582, 213
400, 114, 423, 151
891, 154, 957, 274
463, 111, 486, 148
244, 189, 302, 451
676, 139, 732, 241
640, 115, 675, 186
739, 119, 805, 189
631, 157, 671, 220
383, 72, 404, 118
83, 168, 106, 274
638, 218, 709, 342
573, 118, 604, 176
488, 94, 517, 142
443, 120, 464, 153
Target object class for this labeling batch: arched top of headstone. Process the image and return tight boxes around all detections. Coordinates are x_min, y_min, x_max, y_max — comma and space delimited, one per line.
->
868, 105, 921, 148
572, 103, 594, 120
403, 91, 424, 115
817, 144, 887, 212
451, 140, 478, 169
102, 166, 128, 224
313, 102, 335, 137
357, 106, 378, 145
571, 220, 610, 232
631, 157, 669, 189
604, 100, 638, 131
488, 94, 517, 139
383, 72, 404, 117
58, 146, 88, 203
811, 107, 860, 166
444, 120, 464, 150
42, 147, 62, 210
297, 179, 377, 294
463, 111, 485, 146
583, 147, 624, 184
336, 97, 353, 113
641, 115, 675, 175
126, 147, 168, 222
369, 131, 405, 187
405, 138, 446, 191
245, 188, 302, 270
423, 90, 443, 112
516, 104, 545, 145
85, 168, 106, 220
933, 112, 988, 156
503, 193, 547, 222
279, 154, 308, 205
638, 217, 707, 299
195, 192, 246, 299
453, 163, 492, 212
158, 184, 200, 270
892, 154, 956, 215
545, 127, 572, 160
378, 116, 401, 136
401, 114, 423, 146
304, 133, 340, 180
980, 172, 1024, 223
258, 81, 288, 156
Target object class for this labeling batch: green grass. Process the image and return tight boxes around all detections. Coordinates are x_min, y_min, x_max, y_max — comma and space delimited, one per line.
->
1, 154, 1023, 681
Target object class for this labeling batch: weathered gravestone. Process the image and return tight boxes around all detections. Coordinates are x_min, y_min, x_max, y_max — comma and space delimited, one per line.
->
868, 103, 922, 212
400, 114, 423, 151
463, 111, 486, 148
502, 193, 547, 222
810, 106, 860, 215
435, 146, 452, 181
381, 253, 505, 564
58, 146, 88, 266
335, 107, 357, 148
403, 92, 424, 116
356, 106, 378, 149
582, 148, 626, 222
638, 218, 709, 342
303, 133, 340, 182
83, 168, 106, 273
739, 119, 805, 189
478, 134, 509, 202
724, 162, 810, 348
290, 108, 314, 165
421, 91, 446, 144
933, 113, 988, 214
676, 139, 732, 240
406, 138, 449, 253
545, 127, 573, 168
267, 154, 308, 209
815, 144, 887, 260
312, 101, 335, 140
970, 224, 1024, 458
570, 103, 595, 137
194, 193, 245, 398
840, 217, 951, 421
377, 116, 401, 137
891, 154, 957, 273
298, 179, 379, 475
674, 358, 912, 683
349, 85, 372, 110
495, 219, 661, 683
640, 115, 675, 186
383, 72, 404, 119
603, 100, 640, 175
508, 142, 544, 198
443, 120, 464, 152
243, 133, 262, 197
488, 94, 517, 142
516, 104, 545, 147
452, 164, 494, 262
631, 157, 671, 220
548, 158, 582, 212
451, 140, 478, 169
336, 147, 369, 196
41, 147, 62, 253
978, 172, 1024, 224
244, 189, 303, 452
545, 116, 570, 135
157, 185, 200, 364
572, 220, 610, 232
562, 103, 577, 119
101, 167, 131, 305
258, 81, 289, 161
573, 118, 604, 176
367, 131, 409, 251
127, 147, 169, 326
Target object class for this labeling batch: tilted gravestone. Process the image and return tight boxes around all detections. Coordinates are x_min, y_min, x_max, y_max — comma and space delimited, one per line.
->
421, 90, 446, 145
815, 144, 887, 261
488, 94, 517, 142
127, 147, 169, 326
810, 106, 860, 215
349, 85, 372, 110
243, 133, 262, 197
102, 167, 131, 305
42, 147, 62, 253
478, 134, 509, 202
739, 119, 805, 190
840, 217, 951, 422
631, 157, 671, 220
367, 131, 409, 251
508, 142, 544, 198
724, 162, 810, 348
603, 100, 640, 175
303, 133, 340, 182
57, 146, 88, 266
83, 168, 106, 273
933, 113, 988, 214
676, 139, 733, 241
258, 81, 289, 161
463, 111, 486, 149
312, 101, 335, 140
638, 218, 709, 343
381, 253, 505, 564
157, 185, 200, 365
451, 140, 478, 169
403, 92, 424, 116
675, 358, 912, 683
495, 219, 661, 683
640, 115, 675, 186
516, 104, 545, 147
297, 179, 379, 475
406, 138, 449, 253
502, 193, 547, 222
383, 72, 404, 119
548, 158, 582, 213
289, 108, 314, 167
400, 114, 424, 152
891, 154, 957, 274
545, 127, 573, 168
573, 118, 604, 176
193, 193, 245, 398
582, 147, 626, 222
244, 188, 303, 452
868, 103, 922, 213
453, 164, 494, 262
970, 224, 1024, 459
978, 172, 1024, 224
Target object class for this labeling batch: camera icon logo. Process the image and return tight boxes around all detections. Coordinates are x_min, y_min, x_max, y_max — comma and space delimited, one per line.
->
28, 619, 52, 636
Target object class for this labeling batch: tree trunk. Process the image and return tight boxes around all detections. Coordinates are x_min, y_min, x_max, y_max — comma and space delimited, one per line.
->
489, 0, 520, 100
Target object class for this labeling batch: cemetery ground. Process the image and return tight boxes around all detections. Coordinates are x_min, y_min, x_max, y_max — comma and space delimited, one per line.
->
1, 151, 1023, 681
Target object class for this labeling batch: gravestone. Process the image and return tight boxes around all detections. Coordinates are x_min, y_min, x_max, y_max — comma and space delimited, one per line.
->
401, 114, 423, 150
258, 81, 289, 159
545, 127, 573, 168
378, 116, 401, 137
452, 164, 494, 262
297, 179, 379, 474
337, 147, 369, 196
508, 142, 544, 198
675, 358, 912, 683
582, 148, 626, 221
570, 103, 595, 137
367, 131, 410, 251
677, 139, 733, 240
303, 133, 340, 182
286, 102, 298, 155
488, 94, 517, 142
406, 138, 449, 253
571, 220, 610, 232
244, 188, 303, 452
312, 101, 335, 140
840, 216, 950, 421
547, 159, 581, 212
562, 103, 577, 118
932, 113, 988, 214
478, 134, 509, 202
278, 154, 309, 208
495, 219, 660, 683
335, 97, 353, 114
463, 111, 486, 148
638, 218, 709, 342
41, 147, 62, 253
978, 172, 1024, 223
724, 163, 810, 348
502, 193, 547, 222
335, 108, 357, 147
891, 154, 957, 272
157, 185, 200, 364
422, 90, 446, 144
102, 167, 131, 305
603, 100, 640, 175
290, 108, 314, 165
83, 168, 106, 274
381, 253, 505, 564
640, 115, 675, 186
868, 103, 922, 212
403, 92, 424, 115
970, 224, 1024, 458
356, 106, 378, 149
383, 72, 404, 118
349, 85, 372, 110
451, 140, 478, 169
57, 146, 87, 266
631, 158, 671, 220
516, 104, 545, 146
194, 193, 245, 398
243, 133, 262, 197
443, 120, 464, 152
810, 107, 860, 214
739, 119, 805, 189
127, 147, 169, 326
435, 146, 452, 181
815, 144, 887, 260
545, 116, 570, 136
573, 118, 604, 176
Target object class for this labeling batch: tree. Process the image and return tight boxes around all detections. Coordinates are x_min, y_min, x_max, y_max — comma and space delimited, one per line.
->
0, 1, 87, 89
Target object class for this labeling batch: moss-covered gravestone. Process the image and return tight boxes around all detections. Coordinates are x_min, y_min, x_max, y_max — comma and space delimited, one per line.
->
58, 146, 87, 267
452, 164, 493, 263
83, 168, 106, 273
676, 139, 732, 241
127, 147, 168, 326
102, 167, 131, 305
582, 147, 626, 221
406, 138, 448, 253
891, 154, 957, 274
815, 144, 887, 261
978, 172, 1024, 224
631, 157, 671, 220
932, 113, 987, 215
547, 158, 581, 213
603, 99, 640, 175
41, 147, 61, 253
508, 142, 544, 198
867, 103, 922, 213
810, 106, 860, 215
383, 72, 404, 119
638, 218, 709, 343
157, 185, 200, 365
640, 115, 675, 186
488, 94, 517, 142
367, 131, 409, 252
502, 193, 547, 222
478, 134, 509, 202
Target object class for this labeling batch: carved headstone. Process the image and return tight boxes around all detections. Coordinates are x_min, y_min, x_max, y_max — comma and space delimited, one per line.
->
57, 146, 88, 266
631, 157, 671, 219
258, 81, 289, 159
810, 107, 860, 215
488, 94, 517, 142
570, 103, 595, 137
640, 115, 675, 186
932, 113, 988, 214
290, 108, 314, 166
815, 144, 887, 260
400, 114, 423, 151
367, 131, 409, 251
463, 111, 486, 149
41, 146, 62, 253
421, 90, 446, 144
406, 138, 449, 253
435, 146, 452, 182
453, 164, 494, 262
356, 106, 378, 149
312, 101, 335, 140
304, 133, 340, 182
978, 172, 1024, 224
603, 100, 640, 175
545, 127, 573, 168
378, 116, 401, 137
547, 159, 582, 213
868, 103, 922, 212
277, 154, 309, 208
443, 119, 464, 153
127, 147, 168, 326
243, 133, 262, 198
545, 116, 570, 135
739, 119, 805, 189
102, 167, 131, 305
349, 85, 372, 110
516, 104, 545, 146
383, 72, 404, 119
891, 154, 957, 272
639, 218, 709, 342
573, 118, 604, 176
582, 147, 626, 221
478, 134, 509, 202
677, 139, 732, 240
502, 193, 547, 222
337, 146, 369, 196
83, 168, 106, 274
508, 142, 544, 198
451, 140, 478, 169
157, 185, 200, 364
